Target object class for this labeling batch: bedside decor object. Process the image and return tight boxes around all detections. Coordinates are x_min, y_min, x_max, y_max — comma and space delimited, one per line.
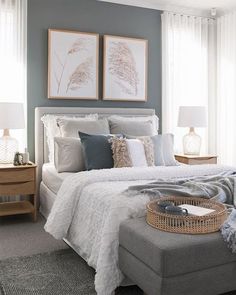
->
22, 148, 30, 164
146, 196, 227, 234
175, 154, 217, 165
0, 102, 25, 164
178, 106, 207, 155
48, 29, 99, 99
13, 152, 23, 166
13, 149, 30, 166
103, 35, 148, 102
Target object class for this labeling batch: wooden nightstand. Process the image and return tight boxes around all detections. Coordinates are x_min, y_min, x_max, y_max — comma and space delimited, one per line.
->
0, 163, 37, 221
175, 155, 218, 165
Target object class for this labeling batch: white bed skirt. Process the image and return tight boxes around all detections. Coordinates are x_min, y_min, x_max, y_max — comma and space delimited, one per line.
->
39, 182, 56, 219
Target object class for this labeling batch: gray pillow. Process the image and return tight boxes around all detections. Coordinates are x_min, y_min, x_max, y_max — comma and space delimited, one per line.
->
125, 133, 177, 166
57, 118, 110, 138
152, 134, 177, 166
108, 115, 159, 134
79, 132, 114, 170
109, 119, 154, 136
151, 135, 165, 166
54, 137, 85, 172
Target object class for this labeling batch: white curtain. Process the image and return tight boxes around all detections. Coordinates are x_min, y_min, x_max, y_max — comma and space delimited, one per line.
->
0, 0, 27, 151
162, 12, 216, 154
217, 12, 236, 165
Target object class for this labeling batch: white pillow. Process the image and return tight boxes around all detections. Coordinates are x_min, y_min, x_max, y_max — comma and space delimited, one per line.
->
108, 115, 159, 135
126, 139, 148, 167
41, 114, 98, 162
57, 118, 110, 138
54, 137, 85, 173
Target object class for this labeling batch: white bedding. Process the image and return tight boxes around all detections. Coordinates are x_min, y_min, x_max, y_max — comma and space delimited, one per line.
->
45, 164, 234, 295
42, 163, 74, 194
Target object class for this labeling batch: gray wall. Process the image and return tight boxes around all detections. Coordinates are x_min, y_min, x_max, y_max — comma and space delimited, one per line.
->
27, 0, 162, 160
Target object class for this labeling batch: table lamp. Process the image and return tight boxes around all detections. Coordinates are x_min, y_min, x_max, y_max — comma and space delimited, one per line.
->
0, 102, 25, 163
178, 106, 207, 155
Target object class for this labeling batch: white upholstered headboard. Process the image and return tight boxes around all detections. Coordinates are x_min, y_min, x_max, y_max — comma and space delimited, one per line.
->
35, 106, 157, 191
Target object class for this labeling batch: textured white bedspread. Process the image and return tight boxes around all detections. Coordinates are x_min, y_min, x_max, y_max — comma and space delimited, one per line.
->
45, 164, 234, 295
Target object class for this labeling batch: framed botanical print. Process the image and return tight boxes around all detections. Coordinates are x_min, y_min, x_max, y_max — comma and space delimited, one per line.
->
103, 35, 148, 102
48, 29, 99, 99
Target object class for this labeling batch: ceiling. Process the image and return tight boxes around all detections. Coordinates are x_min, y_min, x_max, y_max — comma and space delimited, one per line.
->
98, 0, 236, 17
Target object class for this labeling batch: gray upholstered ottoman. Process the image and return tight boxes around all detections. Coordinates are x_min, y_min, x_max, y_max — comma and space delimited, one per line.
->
119, 217, 236, 295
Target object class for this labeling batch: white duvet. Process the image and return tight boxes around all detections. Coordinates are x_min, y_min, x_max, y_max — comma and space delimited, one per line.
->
45, 164, 234, 295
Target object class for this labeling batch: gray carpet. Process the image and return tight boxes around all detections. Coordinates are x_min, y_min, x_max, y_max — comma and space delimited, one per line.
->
0, 248, 142, 295
0, 215, 68, 259
0, 249, 236, 295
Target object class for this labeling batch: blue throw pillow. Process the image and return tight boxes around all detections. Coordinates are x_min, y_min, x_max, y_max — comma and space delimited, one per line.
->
79, 132, 114, 170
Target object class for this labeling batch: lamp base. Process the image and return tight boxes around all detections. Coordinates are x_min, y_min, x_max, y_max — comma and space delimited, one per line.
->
183, 127, 201, 156
0, 129, 18, 164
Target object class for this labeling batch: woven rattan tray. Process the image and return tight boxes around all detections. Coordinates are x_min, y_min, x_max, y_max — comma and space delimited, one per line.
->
146, 196, 228, 234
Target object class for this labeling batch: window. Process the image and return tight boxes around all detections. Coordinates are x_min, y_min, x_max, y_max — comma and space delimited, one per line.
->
162, 12, 216, 154
0, 0, 27, 151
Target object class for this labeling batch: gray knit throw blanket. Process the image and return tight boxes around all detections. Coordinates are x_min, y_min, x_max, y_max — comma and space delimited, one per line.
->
126, 172, 236, 253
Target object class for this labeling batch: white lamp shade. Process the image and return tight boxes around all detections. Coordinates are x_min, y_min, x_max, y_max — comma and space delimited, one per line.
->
178, 106, 207, 128
0, 102, 25, 129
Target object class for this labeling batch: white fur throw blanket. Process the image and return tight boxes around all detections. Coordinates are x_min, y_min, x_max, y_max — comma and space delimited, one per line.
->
45, 165, 234, 295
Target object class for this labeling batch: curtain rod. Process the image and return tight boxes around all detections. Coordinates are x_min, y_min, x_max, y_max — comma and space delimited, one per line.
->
162, 10, 216, 20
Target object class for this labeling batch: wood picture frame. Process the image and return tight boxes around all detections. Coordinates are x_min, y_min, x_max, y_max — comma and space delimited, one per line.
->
103, 35, 148, 102
48, 29, 99, 100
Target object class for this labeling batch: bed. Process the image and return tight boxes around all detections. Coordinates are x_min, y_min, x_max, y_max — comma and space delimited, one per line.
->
35, 107, 234, 295
35, 106, 157, 217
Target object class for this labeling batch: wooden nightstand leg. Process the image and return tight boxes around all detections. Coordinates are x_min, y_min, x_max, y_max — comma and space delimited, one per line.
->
32, 194, 37, 222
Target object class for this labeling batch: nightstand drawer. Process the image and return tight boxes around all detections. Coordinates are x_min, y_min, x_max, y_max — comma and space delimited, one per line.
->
0, 168, 34, 184
0, 181, 35, 195
0, 163, 37, 221
188, 157, 217, 165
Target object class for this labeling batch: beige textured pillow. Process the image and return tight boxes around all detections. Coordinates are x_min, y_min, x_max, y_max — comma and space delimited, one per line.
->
110, 138, 132, 168
138, 137, 155, 166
